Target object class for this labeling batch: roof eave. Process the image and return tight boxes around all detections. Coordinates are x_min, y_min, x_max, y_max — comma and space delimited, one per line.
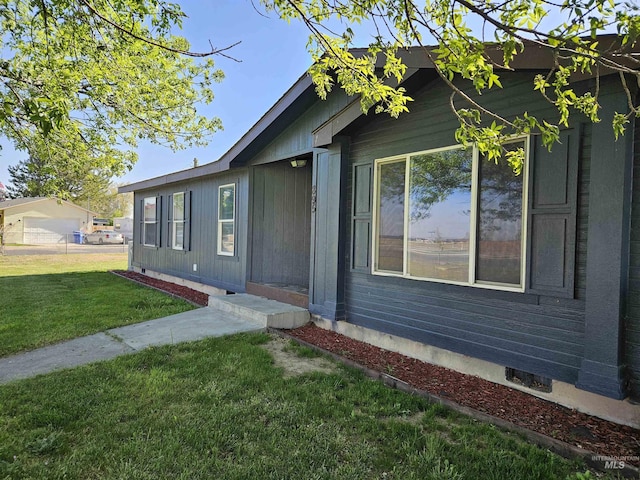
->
120, 73, 315, 193
0, 197, 98, 216
120, 36, 640, 194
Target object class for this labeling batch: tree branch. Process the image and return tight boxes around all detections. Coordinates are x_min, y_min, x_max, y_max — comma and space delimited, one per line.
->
79, 0, 241, 60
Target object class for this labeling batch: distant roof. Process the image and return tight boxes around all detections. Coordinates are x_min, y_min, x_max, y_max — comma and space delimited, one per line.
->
0, 197, 98, 215
0, 197, 51, 209
0, 197, 45, 210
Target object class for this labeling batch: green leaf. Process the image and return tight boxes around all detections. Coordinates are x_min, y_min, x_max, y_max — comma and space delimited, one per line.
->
0, 0, 224, 197
260, 0, 636, 163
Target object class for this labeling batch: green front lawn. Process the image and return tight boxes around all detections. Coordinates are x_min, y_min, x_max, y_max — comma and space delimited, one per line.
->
0, 334, 597, 480
0, 254, 195, 357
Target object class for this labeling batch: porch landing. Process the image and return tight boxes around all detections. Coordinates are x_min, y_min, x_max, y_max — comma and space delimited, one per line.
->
208, 293, 310, 330
245, 282, 309, 309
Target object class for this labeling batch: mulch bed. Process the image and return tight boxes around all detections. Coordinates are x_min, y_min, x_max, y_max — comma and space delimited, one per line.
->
289, 324, 640, 466
112, 270, 209, 306
113, 270, 640, 469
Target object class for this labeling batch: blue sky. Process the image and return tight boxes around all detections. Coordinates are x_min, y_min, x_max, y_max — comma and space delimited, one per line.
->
0, 0, 337, 187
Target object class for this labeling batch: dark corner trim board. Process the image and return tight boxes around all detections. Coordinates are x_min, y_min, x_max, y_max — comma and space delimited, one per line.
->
576, 360, 628, 400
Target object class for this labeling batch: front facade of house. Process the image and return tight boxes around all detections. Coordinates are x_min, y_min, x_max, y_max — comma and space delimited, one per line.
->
121, 49, 640, 426
0, 197, 95, 244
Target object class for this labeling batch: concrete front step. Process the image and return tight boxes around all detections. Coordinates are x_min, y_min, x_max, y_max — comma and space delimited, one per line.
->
208, 293, 310, 329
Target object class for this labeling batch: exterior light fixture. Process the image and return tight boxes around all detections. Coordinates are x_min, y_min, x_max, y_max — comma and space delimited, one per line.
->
290, 158, 307, 168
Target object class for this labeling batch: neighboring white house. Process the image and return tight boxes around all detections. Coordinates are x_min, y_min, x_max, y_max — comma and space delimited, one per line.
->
0, 197, 97, 244
113, 217, 134, 241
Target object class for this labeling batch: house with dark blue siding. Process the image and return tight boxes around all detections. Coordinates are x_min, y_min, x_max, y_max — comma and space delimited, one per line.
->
120, 41, 640, 428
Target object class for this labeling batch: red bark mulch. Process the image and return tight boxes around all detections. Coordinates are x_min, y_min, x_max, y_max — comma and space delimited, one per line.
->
289, 323, 640, 467
112, 270, 209, 306
113, 270, 640, 468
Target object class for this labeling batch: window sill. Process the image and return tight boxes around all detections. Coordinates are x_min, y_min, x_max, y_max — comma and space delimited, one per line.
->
216, 254, 240, 263
371, 270, 525, 293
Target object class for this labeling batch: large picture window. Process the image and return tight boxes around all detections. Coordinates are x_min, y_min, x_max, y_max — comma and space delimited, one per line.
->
217, 184, 235, 256
373, 139, 528, 291
172, 192, 185, 250
143, 196, 158, 247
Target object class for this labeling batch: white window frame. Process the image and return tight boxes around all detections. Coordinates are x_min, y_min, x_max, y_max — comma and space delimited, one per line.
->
217, 183, 236, 256
371, 138, 530, 292
172, 191, 185, 250
143, 196, 157, 247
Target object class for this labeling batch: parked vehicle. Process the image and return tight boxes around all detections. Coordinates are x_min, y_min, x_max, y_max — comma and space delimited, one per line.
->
83, 230, 124, 245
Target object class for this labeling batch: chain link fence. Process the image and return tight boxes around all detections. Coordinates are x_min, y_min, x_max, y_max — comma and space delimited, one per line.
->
1, 233, 131, 256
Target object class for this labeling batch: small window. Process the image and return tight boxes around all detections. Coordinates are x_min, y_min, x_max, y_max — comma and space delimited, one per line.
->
172, 192, 185, 250
143, 197, 158, 247
373, 138, 528, 291
217, 184, 235, 256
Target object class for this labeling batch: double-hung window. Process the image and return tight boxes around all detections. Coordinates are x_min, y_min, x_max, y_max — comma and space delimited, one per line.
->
143, 197, 158, 247
373, 138, 529, 291
217, 184, 235, 256
172, 192, 185, 250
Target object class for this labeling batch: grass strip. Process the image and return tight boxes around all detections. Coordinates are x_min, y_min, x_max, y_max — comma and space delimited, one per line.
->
0, 334, 600, 480
0, 254, 194, 356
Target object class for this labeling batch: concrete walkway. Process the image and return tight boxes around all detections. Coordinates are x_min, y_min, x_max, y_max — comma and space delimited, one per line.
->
0, 294, 309, 384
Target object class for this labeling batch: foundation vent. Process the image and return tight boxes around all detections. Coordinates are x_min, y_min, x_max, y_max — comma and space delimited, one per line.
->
506, 367, 552, 393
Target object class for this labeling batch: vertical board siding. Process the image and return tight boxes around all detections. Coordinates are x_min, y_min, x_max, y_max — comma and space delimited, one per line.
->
626, 118, 640, 400
575, 124, 591, 300
250, 90, 354, 166
250, 160, 312, 287
132, 170, 248, 292
345, 73, 587, 385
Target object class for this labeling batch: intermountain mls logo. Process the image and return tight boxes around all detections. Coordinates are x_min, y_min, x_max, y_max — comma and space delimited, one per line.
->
592, 455, 639, 470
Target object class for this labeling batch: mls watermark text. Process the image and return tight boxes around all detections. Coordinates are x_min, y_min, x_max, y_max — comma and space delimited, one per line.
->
591, 455, 639, 470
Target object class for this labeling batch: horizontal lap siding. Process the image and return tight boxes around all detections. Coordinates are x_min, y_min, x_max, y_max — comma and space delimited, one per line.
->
345, 273, 584, 382
132, 171, 248, 292
626, 119, 640, 400
345, 73, 586, 384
